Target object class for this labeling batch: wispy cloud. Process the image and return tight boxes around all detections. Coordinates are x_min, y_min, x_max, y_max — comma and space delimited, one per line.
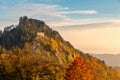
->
0, 3, 97, 19
56, 20, 120, 31
0, 4, 67, 22
55, 10, 97, 15
0, 3, 98, 27
2, 3, 118, 30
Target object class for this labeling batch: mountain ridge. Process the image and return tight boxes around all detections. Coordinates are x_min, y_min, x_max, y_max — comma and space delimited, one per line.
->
0, 16, 64, 49
0, 16, 120, 80
92, 53, 120, 66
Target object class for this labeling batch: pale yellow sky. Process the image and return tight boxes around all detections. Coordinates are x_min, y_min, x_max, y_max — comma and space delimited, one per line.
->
55, 22, 120, 54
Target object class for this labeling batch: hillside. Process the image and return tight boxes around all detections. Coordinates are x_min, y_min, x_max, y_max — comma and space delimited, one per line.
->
0, 16, 120, 80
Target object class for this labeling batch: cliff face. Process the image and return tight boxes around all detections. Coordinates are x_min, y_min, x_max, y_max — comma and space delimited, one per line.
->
0, 16, 63, 49
19, 16, 50, 32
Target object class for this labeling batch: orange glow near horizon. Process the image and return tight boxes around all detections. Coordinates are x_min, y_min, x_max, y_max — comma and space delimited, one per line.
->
55, 22, 120, 54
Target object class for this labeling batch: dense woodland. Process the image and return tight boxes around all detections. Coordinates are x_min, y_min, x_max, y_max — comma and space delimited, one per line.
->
0, 16, 120, 80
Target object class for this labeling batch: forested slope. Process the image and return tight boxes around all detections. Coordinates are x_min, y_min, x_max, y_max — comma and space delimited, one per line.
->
0, 16, 120, 80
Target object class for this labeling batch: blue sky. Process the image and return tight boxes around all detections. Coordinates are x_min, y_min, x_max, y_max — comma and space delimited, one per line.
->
1, 0, 120, 27
1, 0, 120, 54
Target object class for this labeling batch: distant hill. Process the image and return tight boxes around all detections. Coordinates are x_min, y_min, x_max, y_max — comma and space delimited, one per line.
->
0, 16, 120, 80
92, 54, 120, 66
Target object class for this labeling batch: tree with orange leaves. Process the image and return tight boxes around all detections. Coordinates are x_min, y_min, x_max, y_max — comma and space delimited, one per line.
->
65, 56, 93, 80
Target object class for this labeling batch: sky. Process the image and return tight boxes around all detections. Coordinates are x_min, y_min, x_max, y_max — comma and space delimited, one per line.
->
1, 0, 120, 54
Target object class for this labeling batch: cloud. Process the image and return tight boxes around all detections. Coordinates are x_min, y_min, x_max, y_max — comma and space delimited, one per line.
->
0, 3, 68, 27
0, 2, 119, 29
0, 3, 98, 28
0, 3, 96, 19
55, 20, 120, 31
49, 18, 120, 28
0, 19, 18, 30
0, 4, 68, 21
55, 10, 97, 15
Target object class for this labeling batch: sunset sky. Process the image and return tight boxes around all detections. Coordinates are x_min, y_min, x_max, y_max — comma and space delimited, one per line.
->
1, 0, 120, 54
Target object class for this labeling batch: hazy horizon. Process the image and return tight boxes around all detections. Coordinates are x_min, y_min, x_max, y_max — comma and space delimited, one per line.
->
1, 0, 120, 54
55, 22, 120, 54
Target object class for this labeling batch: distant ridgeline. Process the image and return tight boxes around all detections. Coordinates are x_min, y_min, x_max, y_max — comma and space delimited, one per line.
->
0, 16, 120, 80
